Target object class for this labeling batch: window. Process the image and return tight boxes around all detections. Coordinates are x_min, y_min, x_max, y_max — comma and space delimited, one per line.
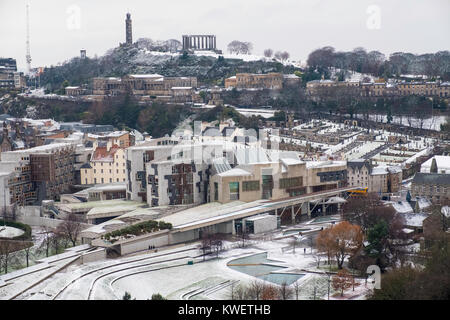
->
279, 177, 303, 189
229, 182, 239, 200
214, 182, 218, 201
243, 180, 260, 192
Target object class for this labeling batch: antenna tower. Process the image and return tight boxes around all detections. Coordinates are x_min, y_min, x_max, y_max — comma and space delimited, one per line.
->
26, 3, 32, 74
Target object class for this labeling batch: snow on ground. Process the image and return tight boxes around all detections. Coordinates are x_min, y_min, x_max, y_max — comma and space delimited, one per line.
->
355, 114, 446, 131
234, 108, 278, 119
0, 226, 24, 238
1, 217, 372, 300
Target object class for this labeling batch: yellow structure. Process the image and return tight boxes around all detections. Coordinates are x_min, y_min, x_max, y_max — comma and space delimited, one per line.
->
225, 73, 283, 90
80, 145, 127, 185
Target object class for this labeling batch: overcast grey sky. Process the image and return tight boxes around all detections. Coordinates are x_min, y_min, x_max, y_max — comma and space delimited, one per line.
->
1, 0, 449, 71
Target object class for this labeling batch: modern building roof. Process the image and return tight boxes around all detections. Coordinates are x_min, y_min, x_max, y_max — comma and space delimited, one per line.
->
234, 148, 270, 165
217, 168, 252, 177
280, 158, 304, 166
211, 157, 232, 174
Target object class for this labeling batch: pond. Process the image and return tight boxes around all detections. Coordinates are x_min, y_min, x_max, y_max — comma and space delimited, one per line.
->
227, 252, 305, 285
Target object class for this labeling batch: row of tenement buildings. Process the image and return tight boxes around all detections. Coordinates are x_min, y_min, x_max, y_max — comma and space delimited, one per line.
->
306, 79, 450, 98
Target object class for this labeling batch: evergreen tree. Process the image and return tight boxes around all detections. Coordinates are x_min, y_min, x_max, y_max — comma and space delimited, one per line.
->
122, 291, 132, 300
406, 190, 411, 202
151, 293, 166, 300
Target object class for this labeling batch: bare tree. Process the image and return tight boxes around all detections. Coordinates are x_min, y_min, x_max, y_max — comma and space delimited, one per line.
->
0, 240, 14, 274
332, 269, 353, 297
261, 283, 278, 300
234, 283, 250, 300
39, 227, 53, 257
293, 281, 301, 300
229, 281, 236, 300
200, 234, 212, 261
264, 48, 273, 58
248, 280, 264, 300
278, 282, 294, 300
227, 41, 253, 55
210, 233, 225, 259
274, 51, 283, 60
290, 237, 297, 254
22, 241, 34, 268
313, 253, 322, 268
50, 233, 62, 255
56, 213, 83, 247
280, 51, 290, 61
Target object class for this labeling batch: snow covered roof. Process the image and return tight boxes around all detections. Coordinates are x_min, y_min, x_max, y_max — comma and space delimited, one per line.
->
212, 157, 232, 174
129, 74, 163, 79
283, 74, 300, 79
402, 213, 429, 227
234, 148, 270, 165
442, 206, 450, 218
280, 158, 304, 166
305, 160, 346, 169
6, 142, 74, 154
371, 166, 388, 175
391, 201, 413, 214
217, 168, 252, 177
416, 197, 432, 210
421, 155, 450, 174
87, 131, 128, 139
325, 196, 347, 204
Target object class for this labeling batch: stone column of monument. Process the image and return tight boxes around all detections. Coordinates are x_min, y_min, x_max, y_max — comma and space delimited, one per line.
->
125, 13, 132, 45
201, 36, 204, 49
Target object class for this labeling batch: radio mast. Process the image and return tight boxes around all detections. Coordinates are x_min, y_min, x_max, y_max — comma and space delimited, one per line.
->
26, 3, 32, 74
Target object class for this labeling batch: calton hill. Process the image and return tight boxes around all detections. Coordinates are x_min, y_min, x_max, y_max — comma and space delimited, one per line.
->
2, 43, 450, 138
